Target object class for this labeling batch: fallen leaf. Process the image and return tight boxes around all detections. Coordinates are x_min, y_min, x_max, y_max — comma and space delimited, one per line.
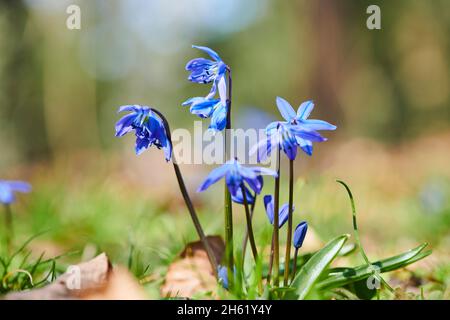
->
4, 252, 146, 300
160, 235, 224, 299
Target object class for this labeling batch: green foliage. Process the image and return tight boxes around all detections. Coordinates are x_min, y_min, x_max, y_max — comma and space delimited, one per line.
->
289, 234, 350, 300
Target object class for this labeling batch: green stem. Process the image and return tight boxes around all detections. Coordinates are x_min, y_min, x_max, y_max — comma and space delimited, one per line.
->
4, 204, 13, 251
273, 147, 281, 287
283, 159, 294, 286
337, 180, 394, 293
291, 248, 299, 283
150, 108, 218, 277
241, 195, 256, 262
267, 233, 274, 282
241, 185, 258, 262
224, 68, 234, 287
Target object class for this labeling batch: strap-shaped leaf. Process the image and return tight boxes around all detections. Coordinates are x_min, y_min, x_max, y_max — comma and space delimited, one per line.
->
318, 243, 430, 290
290, 234, 349, 299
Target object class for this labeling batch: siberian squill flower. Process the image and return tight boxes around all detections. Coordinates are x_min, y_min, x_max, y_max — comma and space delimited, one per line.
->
264, 195, 293, 228
182, 97, 227, 132
252, 97, 335, 160
230, 176, 262, 205
273, 97, 336, 156
186, 45, 228, 103
0, 180, 32, 205
184, 46, 228, 132
293, 221, 308, 249
115, 105, 171, 161
197, 159, 277, 202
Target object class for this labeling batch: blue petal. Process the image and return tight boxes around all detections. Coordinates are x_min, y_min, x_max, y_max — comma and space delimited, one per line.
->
182, 97, 205, 107
276, 97, 296, 122
192, 45, 222, 62
209, 103, 227, 132
264, 195, 274, 224
231, 186, 255, 205
282, 137, 298, 161
197, 164, 230, 192
217, 265, 229, 289
278, 203, 292, 228
115, 113, 136, 137
117, 105, 139, 113
265, 121, 282, 134
225, 171, 241, 197
185, 57, 215, 71
293, 221, 308, 249
250, 167, 277, 177
0, 187, 14, 204
296, 137, 313, 156
217, 75, 227, 106
135, 135, 150, 155
296, 100, 314, 120
290, 126, 326, 142
7, 181, 32, 193
300, 119, 337, 131
190, 100, 218, 118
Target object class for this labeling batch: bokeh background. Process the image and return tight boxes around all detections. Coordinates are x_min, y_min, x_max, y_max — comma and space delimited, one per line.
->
0, 0, 449, 297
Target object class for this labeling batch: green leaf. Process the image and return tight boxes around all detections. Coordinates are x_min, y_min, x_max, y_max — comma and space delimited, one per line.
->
289, 234, 349, 300
318, 243, 431, 290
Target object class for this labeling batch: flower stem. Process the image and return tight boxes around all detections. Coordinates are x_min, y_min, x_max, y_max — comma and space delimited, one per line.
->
241, 185, 258, 262
291, 248, 299, 283
150, 108, 218, 277
267, 233, 274, 282
4, 204, 13, 251
241, 195, 256, 262
273, 147, 281, 287
283, 159, 294, 286
224, 68, 234, 287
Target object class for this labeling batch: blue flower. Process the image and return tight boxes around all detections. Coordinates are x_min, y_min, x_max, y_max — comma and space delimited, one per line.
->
293, 221, 308, 249
217, 265, 229, 289
0, 180, 31, 205
115, 105, 172, 161
186, 45, 228, 104
263, 195, 292, 228
183, 45, 229, 132
252, 121, 326, 161
273, 97, 336, 156
198, 159, 277, 202
252, 97, 335, 160
230, 177, 262, 205
182, 97, 228, 132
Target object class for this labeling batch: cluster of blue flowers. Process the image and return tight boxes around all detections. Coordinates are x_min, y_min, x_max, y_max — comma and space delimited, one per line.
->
183, 46, 229, 132
115, 45, 336, 289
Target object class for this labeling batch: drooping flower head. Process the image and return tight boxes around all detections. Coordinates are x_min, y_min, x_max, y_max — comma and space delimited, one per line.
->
184, 45, 229, 132
0, 180, 31, 205
293, 221, 308, 249
264, 195, 292, 228
182, 97, 227, 132
198, 158, 276, 203
115, 105, 172, 161
186, 46, 228, 102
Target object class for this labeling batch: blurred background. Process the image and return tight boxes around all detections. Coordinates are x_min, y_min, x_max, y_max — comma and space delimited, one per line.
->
0, 0, 449, 297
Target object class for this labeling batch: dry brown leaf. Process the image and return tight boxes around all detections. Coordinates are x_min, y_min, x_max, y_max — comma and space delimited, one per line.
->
4, 252, 146, 300
160, 235, 224, 299
83, 266, 146, 300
